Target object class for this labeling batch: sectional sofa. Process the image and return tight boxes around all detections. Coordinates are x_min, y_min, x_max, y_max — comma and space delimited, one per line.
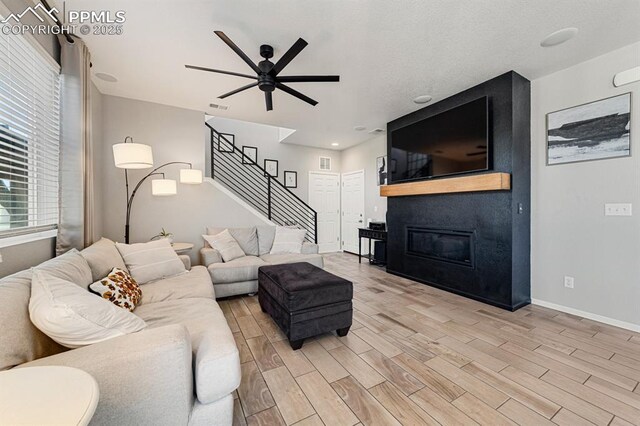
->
201, 225, 324, 298
0, 238, 240, 426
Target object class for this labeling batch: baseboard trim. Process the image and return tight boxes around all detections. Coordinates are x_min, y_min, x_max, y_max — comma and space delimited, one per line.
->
531, 298, 640, 333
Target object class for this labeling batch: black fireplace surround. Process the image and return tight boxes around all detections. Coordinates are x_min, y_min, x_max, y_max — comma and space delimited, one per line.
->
386, 71, 531, 310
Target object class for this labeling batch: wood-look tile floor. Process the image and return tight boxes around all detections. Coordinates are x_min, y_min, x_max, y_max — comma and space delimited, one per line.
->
221, 253, 640, 426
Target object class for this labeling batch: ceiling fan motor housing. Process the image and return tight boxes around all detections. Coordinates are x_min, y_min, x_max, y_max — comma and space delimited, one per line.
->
258, 51, 276, 92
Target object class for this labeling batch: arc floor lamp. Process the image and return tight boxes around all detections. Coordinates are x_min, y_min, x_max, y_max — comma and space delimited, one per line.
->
112, 136, 203, 243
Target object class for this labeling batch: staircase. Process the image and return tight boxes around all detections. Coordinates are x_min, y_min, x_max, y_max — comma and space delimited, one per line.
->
206, 122, 317, 243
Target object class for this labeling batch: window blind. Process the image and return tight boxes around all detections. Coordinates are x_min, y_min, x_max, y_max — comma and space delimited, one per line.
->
0, 26, 61, 237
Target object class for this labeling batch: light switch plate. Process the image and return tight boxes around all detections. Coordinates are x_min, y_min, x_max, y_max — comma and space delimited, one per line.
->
605, 203, 632, 216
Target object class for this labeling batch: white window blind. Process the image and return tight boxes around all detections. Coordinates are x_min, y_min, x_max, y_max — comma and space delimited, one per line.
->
0, 26, 60, 237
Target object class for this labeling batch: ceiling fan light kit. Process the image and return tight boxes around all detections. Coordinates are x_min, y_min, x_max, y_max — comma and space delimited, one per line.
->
186, 31, 340, 111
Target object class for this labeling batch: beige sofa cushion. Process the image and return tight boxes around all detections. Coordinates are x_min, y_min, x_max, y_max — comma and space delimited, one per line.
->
206, 226, 259, 256
116, 239, 186, 285
81, 238, 128, 282
202, 231, 245, 262
0, 250, 93, 370
134, 298, 240, 404
208, 256, 267, 284
260, 253, 324, 269
30, 270, 147, 349
256, 225, 276, 255
270, 226, 306, 254
0, 269, 67, 370
139, 266, 215, 305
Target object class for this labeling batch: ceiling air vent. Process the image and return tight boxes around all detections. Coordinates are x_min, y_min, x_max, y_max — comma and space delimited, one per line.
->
319, 156, 332, 171
368, 128, 385, 134
209, 103, 229, 111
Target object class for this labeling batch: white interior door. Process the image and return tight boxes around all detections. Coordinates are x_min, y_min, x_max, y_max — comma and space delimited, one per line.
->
341, 170, 365, 254
308, 172, 340, 253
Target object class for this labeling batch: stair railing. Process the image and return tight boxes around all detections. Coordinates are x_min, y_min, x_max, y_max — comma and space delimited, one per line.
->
206, 122, 318, 243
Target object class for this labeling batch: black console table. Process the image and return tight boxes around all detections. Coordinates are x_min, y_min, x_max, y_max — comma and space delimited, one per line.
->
358, 228, 387, 265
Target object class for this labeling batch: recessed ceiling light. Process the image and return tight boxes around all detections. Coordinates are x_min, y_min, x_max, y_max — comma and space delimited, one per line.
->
95, 72, 118, 82
413, 95, 432, 104
540, 28, 578, 47
353, 126, 366, 131
331, 142, 339, 146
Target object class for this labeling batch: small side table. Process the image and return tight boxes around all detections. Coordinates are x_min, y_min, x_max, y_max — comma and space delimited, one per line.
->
0, 366, 99, 425
172, 242, 194, 255
358, 228, 387, 265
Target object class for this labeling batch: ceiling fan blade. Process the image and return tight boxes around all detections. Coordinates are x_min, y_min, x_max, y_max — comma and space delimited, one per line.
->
265, 92, 273, 111
218, 82, 259, 99
185, 65, 257, 80
214, 31, 261, 74
270, 38, 308, 76
276, 82, 318, 106
277, 75, 340, 83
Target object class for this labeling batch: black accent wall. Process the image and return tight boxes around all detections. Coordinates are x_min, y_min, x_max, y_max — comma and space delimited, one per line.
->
386, 71, 531, 311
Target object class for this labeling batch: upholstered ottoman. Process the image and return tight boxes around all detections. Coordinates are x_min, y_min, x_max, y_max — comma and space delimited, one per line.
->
258, 262, 353, 350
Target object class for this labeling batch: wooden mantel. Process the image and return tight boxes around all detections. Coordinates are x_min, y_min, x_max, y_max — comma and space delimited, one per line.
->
380, 172, 511, 197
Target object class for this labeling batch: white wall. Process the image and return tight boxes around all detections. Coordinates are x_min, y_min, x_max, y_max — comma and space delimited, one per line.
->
206, 116, 340, 203
531, 42, 640, 329
341, 134, 388, 224
100, 95, 272, 264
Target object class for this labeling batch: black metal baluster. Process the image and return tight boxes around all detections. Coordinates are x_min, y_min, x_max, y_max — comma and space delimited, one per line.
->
267, 177, 272, 220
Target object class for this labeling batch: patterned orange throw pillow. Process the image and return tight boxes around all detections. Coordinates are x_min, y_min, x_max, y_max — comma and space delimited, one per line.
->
89, 267, 142, 311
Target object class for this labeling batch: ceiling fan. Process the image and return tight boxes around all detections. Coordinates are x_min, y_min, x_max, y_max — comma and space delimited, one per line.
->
185, 31, 340, 111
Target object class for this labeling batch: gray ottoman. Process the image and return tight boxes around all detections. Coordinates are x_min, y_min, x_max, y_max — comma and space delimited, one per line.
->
258, 262, 353, 350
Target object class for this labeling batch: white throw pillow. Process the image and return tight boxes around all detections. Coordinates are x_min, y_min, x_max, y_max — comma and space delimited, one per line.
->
115, 239, 186, 284
29, 269, 146, 349
202, 230, 245, 262
270, 226, 307, 254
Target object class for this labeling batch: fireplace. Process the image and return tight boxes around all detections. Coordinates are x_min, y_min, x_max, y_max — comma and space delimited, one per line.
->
385, 71, 531, 311
406, 227, 474, 267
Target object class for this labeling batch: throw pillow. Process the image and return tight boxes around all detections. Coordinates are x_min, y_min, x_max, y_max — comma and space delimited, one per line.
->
89, 268, 142, 311
206, 226, 259, 256
115, 239, 186, 285
202, 230, 245, 262
29, 269, 146, 349
270, 226, 307, 254
256, 225, 276, 255
80, 238, 128, 282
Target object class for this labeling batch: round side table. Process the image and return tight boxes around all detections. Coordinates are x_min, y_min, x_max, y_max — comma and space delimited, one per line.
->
0, 366, 99, 425
172, 242, 194, 255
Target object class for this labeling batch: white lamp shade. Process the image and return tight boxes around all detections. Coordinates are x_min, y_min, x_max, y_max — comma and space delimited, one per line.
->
151, 179, 177, 196
180, 169, 203, 184
113, 143, 153, 169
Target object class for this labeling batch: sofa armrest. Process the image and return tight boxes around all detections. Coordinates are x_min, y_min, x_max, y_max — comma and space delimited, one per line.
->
178, 254, 191, 270
19, 324, 193, 426
200, 247, 223, 266
301, 242, 319, 254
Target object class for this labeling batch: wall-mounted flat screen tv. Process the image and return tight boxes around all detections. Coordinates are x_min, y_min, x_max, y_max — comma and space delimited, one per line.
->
390, 96, 489, 183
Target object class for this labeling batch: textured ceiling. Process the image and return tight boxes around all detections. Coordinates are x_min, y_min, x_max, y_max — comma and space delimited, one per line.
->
57, 0, 640, 150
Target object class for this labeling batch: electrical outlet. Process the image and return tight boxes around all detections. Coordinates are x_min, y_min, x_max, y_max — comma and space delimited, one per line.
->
605, 203, 632, 216
564, 276, 574, 289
